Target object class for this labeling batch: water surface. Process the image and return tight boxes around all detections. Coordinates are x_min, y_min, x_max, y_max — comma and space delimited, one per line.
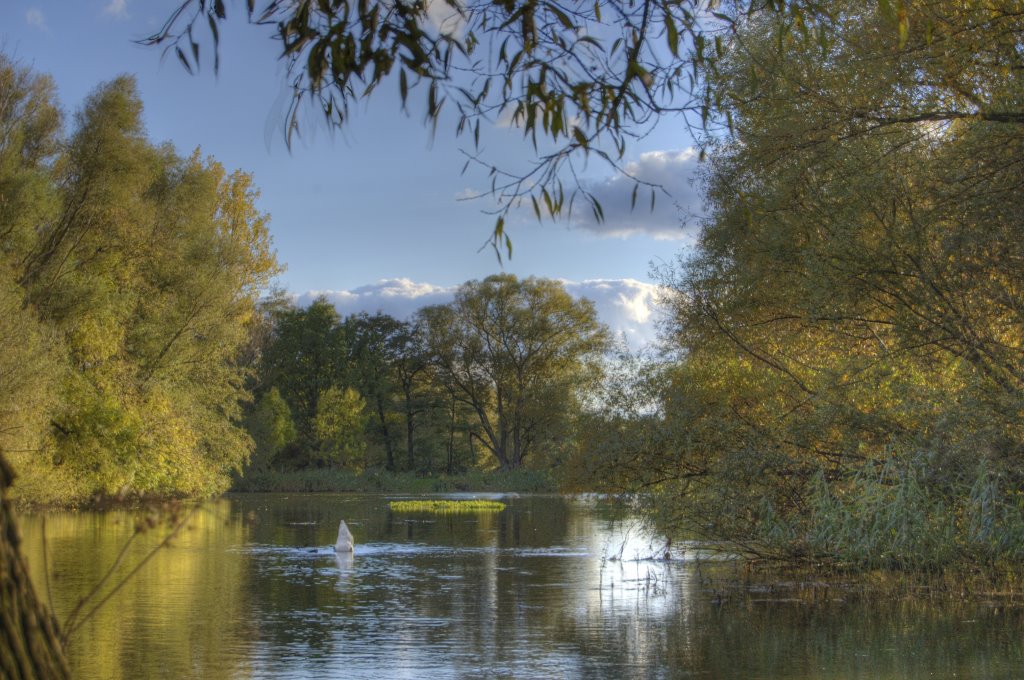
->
18, 494, 1024, 678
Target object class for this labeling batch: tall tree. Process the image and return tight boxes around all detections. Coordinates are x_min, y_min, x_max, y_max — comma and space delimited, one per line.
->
344, 313, 404, 470
392, 318, 431, 472
423, 275, 609, 469
260, 297, 348, 451
313, 386, 367, 469
0, 55, 281, 672
11, 75, 280, 499
0, 57, 61, 264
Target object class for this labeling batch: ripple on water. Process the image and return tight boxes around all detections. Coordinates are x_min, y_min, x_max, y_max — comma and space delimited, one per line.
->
235, 542, 596, 560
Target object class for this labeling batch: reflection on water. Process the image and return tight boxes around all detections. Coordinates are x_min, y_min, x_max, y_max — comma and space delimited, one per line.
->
16, 494, 1024, 679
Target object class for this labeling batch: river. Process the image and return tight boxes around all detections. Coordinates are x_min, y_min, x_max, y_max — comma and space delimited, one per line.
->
17, 493, 1024, 678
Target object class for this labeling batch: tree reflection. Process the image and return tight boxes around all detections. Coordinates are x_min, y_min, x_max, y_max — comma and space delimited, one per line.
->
18, 495, 1024, 678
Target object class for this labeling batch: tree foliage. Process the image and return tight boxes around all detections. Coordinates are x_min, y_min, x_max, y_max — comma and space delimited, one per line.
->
313, 386, 368, 468
0, 56, 280, 503
259, 297, 348, 449
246, 387, 297, 471
584, 0, 1024, 565
344, 313, 406, 469
145, 1, 965, 253
244, 275, 610, 473
422, 274, 610, 469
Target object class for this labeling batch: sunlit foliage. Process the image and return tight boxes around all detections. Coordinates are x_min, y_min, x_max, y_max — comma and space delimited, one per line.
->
421, 274, 611, 470
245, 275, 609, 475
584, 0, 1024, 567
0, 56, 280, 503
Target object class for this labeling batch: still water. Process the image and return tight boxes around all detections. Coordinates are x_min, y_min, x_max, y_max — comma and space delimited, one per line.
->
17, 494, 1024, 679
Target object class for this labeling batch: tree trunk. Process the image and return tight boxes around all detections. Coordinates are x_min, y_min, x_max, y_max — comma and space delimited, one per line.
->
376, 399, 394, 471
447, 396, 457, 474
405, 396, 415, 472
0, 454, 69, 680
512, 424, 522, 469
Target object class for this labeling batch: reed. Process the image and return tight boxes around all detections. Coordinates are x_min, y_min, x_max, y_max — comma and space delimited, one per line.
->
388, 499, 507, 513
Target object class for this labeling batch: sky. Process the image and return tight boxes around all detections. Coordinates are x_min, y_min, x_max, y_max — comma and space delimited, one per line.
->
1, 0, 703, 347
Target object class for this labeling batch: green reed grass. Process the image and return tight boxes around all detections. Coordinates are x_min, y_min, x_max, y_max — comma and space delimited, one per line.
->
388, 499, 507, 513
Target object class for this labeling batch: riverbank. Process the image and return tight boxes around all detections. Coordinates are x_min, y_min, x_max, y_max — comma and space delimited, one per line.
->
8, 469, 557, 510
230, 468, 557, 494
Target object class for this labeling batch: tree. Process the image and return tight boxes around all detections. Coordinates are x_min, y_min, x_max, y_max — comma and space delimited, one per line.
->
0, 456, 68, 680
422, 274, 609, 470
1, 74, 281, 500
0, 56, 61, 263
637, 0, 1024, 562
0, 55, 284, 675
391, 319, 432, 472
147, 3, 984, 251
259, 297, 348, 448
313, 386, 367, 468
344, 313, 404, 470
246, 387, 297, 471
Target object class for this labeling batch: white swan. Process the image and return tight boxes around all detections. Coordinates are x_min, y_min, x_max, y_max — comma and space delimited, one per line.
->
334, 519, 354, 553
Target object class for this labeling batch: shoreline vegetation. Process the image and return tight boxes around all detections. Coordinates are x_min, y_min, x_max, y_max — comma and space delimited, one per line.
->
230, 469, 556, 495
10, 469, 555, 510
2, 0, 1024, 619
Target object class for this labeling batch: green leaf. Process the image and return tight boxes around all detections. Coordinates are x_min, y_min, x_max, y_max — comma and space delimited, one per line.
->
666, 15, 679, 57
175, 47, 193, 74
897, 4, 909, 48
546, 3, 574, 31
572, 126, 588, 149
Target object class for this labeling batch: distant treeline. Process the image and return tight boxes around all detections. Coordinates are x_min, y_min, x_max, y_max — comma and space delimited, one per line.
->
0, 54, 614, 505
244, 275, 610, 478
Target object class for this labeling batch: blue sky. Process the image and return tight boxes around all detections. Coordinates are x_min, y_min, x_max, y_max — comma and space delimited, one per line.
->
2, 0, 702, 345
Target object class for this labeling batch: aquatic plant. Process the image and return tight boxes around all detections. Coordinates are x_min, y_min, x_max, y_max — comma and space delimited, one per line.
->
388, 499, 506, 513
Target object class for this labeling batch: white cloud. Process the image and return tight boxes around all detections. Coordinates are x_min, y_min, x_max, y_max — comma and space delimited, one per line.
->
562, 278, 665, 349
103, 0, 129, 19
455, 187, 483, 200
25, 8, 46, 30
291, 277, 665, 350
570, 148, 702, 240
294, 278, 456, 320
425, 0, 465, 38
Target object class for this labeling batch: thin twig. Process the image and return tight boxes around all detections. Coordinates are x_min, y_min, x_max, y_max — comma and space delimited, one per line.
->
63, 504, 201, 642
42, 516, 54, 615
63, 526, 141, 634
